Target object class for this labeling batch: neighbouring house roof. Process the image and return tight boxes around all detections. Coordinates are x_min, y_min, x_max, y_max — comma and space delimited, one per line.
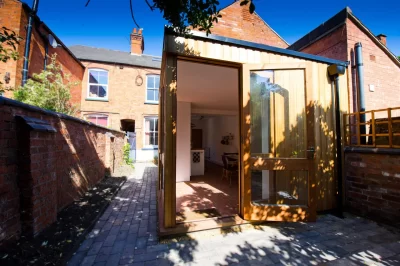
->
288, 7, 400, 68
69, 45, 162, 69
164, 27, 348, 66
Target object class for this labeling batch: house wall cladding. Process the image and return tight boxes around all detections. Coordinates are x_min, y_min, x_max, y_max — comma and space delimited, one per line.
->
0, 97, 125, 245
80, 61, 160, 151
297, 18, 400, 114
0, 0, 84, 107
345, 150, 400, 227
206, 1, 288, 48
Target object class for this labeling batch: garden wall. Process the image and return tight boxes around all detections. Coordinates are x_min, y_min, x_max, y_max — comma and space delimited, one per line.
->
345, 147, 400, 227
0, 97, 125, 246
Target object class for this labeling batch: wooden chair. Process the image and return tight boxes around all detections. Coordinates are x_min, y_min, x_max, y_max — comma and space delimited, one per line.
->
221, 155, 238, 186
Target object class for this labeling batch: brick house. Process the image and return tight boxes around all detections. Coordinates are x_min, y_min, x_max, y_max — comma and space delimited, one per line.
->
206, 1, 288, 48
288, 7, 400, 114
69, 29, 161, 162
0, 0, 84, 106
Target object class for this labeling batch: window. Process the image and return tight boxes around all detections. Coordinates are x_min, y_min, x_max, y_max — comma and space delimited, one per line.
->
144, 117, 158, 148
88, 69, 108, 100
87, 114, 108, 127
146, 75, 160, 103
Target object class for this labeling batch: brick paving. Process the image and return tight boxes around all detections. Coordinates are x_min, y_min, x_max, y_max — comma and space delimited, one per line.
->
68, 163, 400, 266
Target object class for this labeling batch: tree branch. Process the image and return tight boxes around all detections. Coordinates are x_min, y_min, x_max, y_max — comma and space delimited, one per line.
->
130, 0, 141, 28
85, 0, 91, 7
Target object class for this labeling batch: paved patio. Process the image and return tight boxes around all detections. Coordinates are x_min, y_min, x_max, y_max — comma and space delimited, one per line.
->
68, 164, 400, 266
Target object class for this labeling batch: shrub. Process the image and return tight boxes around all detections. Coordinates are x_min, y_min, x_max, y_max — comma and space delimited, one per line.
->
123, 143, 134, 168
13, 54, 78, 116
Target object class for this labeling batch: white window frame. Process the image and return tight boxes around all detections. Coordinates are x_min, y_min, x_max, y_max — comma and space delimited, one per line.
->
87, 68, 109, 100
143, 116, 158, 149
86, 114, 109, 127
145, 74, 160, 104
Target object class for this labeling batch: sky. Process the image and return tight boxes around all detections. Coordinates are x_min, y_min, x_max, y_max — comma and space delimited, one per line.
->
26, 0, 400, 57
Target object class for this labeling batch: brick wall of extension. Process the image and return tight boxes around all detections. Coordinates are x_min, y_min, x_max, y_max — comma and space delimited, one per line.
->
345, 150, 400, 227
299, 18, 400, 114
0, 97, 125, 246
0, 0, 84, 106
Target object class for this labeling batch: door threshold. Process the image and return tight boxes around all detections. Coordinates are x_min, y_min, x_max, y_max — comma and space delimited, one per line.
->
159, 214, 255, 237
176, 214, 237, 224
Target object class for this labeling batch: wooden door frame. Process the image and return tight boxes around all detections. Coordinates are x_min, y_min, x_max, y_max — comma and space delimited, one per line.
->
161, 54, 244, 227
240, 63, 317, 222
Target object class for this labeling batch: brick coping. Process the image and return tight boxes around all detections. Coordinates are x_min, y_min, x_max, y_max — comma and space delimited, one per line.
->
344, 146, 400, 155
0, 96, 124, 135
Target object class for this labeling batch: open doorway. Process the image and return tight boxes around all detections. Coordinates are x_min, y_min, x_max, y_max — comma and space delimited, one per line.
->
175, 59, 240, 223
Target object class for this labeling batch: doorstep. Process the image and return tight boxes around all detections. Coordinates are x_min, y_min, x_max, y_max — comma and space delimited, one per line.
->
159, 215, 257, 237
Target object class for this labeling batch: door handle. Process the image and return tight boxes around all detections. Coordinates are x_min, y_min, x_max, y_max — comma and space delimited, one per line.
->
306, 146, 315, 159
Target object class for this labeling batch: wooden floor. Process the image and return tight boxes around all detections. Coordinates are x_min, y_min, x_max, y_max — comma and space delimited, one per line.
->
176, 162, 239, 223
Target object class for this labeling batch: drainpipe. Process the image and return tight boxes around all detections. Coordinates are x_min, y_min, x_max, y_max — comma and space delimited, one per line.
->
355, 43, 366, 144
22, 0, 40, 86
328, 64, 346, 218
44, 41, 48, 70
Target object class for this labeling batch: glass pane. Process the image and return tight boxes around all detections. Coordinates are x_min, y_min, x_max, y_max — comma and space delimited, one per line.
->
155, 119, 158, 131
147, 89, 155, 101
89, 71, 99, 84
250, 70, 306, 158
251, 170, 308, 206
154, 132, 158, 145
87, 117, 97, 124
155, 90, 159, 102
150, 134, 155, 146
147, 76, 154, 88
89, 85, 98, 97
149, 118, 155, 131
98, 72, 108, 84
97, 117, 108, 127
99, 86, 107, 97
155, 76, 160, 88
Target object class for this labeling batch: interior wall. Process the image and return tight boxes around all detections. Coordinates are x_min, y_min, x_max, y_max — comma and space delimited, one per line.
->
199, 115, 239, 165
176, 101, 191, 182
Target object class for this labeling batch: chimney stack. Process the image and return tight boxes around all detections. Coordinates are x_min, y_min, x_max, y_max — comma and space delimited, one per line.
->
376, 34, 387, 46
131, 28, 144, 55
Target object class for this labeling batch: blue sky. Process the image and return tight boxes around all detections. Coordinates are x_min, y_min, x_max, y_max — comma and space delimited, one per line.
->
28, 0, 400, 57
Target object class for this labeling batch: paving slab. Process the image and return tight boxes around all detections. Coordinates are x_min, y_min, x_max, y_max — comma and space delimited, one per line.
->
68, 163, 400, 266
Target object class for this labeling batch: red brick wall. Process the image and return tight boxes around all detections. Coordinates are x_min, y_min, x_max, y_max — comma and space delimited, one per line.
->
0, 0, 23, 90
0, 97, 125, 244
80, 61, 160, 150
0, 0, 84, 109
345, 150, 400, 227
297, 18, 400, 114
346, 18, 400, 114
206, 1, 288, 48
299, 25, 348, 62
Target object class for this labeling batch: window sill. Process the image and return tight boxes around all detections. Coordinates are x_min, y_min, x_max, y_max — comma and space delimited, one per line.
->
144, 101, 159, 105
86, 98, 109, 102
142, 147, 158, 150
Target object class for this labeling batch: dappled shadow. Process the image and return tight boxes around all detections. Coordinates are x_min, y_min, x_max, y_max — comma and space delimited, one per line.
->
243, 68, 339, 220
160, 214, 400, 265
176, 162, 238, 222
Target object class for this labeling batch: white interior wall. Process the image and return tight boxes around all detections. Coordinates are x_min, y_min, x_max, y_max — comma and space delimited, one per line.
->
176, 101, 191, 182
203, 115, 239, 165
